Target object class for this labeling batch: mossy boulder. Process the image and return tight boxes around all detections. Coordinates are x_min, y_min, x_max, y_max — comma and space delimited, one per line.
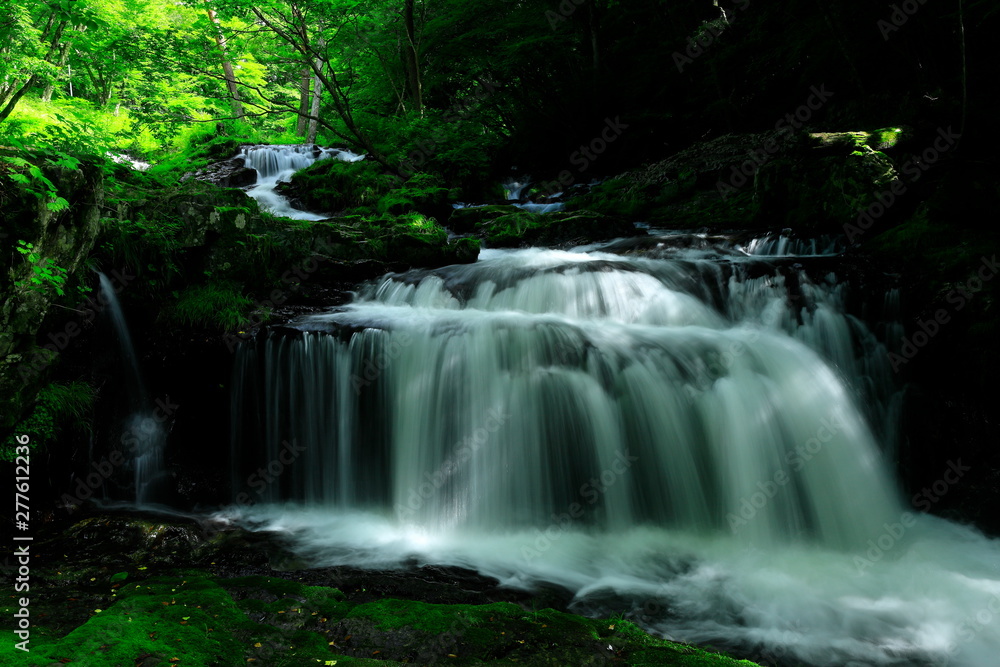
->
477, 209, 636, 248
751, 146, 897, 230
0, 156, 104, 430
277, 158, 394, 215
567, 129, 913, 232
447, 204, 519, 234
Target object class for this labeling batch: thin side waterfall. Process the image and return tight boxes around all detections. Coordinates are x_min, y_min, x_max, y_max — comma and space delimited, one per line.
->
241, 144, 364, 220
225, 249, 1000, 666
98, 273, 166, 505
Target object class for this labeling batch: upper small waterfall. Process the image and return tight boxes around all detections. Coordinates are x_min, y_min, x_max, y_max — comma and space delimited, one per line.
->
241, 144, 364, 220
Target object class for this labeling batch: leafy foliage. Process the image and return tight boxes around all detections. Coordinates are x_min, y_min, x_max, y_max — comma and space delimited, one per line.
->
168, 283, 255, 331
2, 381, 96, 460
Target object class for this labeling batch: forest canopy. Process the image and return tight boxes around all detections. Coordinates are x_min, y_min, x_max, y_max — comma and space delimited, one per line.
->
1, 0, 995, 181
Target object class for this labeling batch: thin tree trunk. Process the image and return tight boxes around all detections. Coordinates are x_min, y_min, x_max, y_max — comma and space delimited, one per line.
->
307, 43, 324, 144
207, 8, 244, 119
403, 0, 423, 114
296, 68, 310, 135
249, 7, 396, 172
0, 76, 37, 123
42, 41, 72, 102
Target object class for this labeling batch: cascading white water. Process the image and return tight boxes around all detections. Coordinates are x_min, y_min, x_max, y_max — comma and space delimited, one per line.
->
98, 273, 166, 504
738, 232, 845, 257
225, 248, 1000, 666
503, 178, 529, 201
241, 144, 364, 220
514, 201, 565, 213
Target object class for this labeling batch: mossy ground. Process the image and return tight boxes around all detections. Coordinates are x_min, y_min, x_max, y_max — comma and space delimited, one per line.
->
1, 570, 760, 666
0, 516, 761, 667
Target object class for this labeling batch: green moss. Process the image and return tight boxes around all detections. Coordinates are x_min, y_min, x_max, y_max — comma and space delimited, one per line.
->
376, 172, 453, 217
476, 209, 635, 247
866, 127, 905, 150
167, 282, 255, 331
2, 564, 761, 667
284, 159, 394, 214
2, 380, 95, 460
569, 178, 648, 219
0, 574, 248, 667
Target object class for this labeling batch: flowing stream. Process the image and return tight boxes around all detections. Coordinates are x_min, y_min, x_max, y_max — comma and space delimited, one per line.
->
241, 144, 364, 220
223, 241, 1000, 666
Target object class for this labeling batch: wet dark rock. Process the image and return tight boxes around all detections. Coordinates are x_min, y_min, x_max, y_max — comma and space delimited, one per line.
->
184, 155, 257, 188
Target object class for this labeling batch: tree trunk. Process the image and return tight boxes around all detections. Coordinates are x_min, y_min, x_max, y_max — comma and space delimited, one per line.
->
307, 47, 324, 144
403, 0, 423, 114
249, 7, 397, 173
296, 68, 310, 135
42, 41, 72, 102
207, 8, 245, 119
0, 76, 37, 123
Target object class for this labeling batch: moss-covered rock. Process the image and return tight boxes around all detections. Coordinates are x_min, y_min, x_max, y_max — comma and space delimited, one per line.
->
751, 147, 896, 230
447, 205, 518, 234
0, 568, 762, 667
1, 380, 95, 460
278, 158, 394, 215
566, 129, 913, 232
0, 155, 104, 430
477, 209, 637, 248
0, 515, 762, 666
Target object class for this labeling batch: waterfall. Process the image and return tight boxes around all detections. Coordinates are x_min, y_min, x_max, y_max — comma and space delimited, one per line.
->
224, 249, 1000, 667
97, 273, 166, 505
737, 232, 845, 257
514, 201, 565, 213
241, 144, 364, 220
503, 178, 529, 201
